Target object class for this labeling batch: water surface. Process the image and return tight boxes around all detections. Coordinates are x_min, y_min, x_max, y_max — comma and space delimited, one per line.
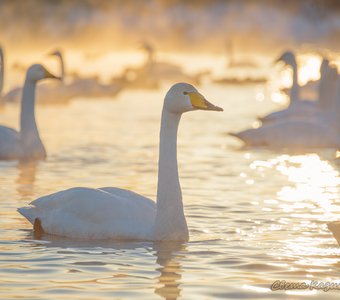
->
1, 82, 340, 299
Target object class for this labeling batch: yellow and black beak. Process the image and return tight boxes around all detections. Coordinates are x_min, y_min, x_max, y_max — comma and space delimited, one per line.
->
186, 91, 223, 112
44, 69, 61, 80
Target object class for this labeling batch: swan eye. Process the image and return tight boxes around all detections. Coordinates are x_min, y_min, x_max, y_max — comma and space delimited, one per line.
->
183, 91, 188, 95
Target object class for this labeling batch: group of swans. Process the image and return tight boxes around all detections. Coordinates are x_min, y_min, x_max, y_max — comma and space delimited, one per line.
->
0, 48, 122, 104
114, 42, 208, 89
2, 57, 223, 242
1, 50, 73, 104
230, 51, 340, 149
212, 41, 267, 85
3, 47, 340, 246
17, 82, 223, 241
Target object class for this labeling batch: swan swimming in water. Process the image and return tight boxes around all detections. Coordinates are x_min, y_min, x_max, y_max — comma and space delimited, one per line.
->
0, 64, 59, 160
2, 50, 73, 104
259, 52, 326, 124
18, 83, 223, 241
229, 62, 340, 149
114, 42, 207, 89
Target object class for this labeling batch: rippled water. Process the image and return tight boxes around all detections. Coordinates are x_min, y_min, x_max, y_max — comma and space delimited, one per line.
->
1, 83, 340, 299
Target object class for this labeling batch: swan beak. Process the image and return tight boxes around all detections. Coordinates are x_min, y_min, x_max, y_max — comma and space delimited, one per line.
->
273, 56, 283, 65
188, 92, 223, 112
44, 69, 60, 80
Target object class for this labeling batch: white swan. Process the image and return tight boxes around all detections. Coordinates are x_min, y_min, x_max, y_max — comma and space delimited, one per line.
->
50, 50, 121, 99
212, 40, 267, 85
18, 83, 223, 241
49, 50, 65, 83
229, 64, 340, 148
115, 42, 206, 89
259, 52, 325, 124
2, 51, 72, 104
0, 64, 59, 160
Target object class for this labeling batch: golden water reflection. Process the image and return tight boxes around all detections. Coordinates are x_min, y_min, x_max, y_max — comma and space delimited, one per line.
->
1, 78, 340, 299
154, 242, 185, 300
16, 162, 37, 198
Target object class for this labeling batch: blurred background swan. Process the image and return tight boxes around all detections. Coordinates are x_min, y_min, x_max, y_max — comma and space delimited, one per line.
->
230, 51, 340, 149
212, 40, 267, 85
111, 42, 210, 89
0, 64, 59, 160
2, 50, 74, 104
258, 51, 322, 124
2, 48, 122, 104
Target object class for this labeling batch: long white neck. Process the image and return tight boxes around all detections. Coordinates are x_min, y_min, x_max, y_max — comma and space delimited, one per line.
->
289, 60, 300, 106
319, 66, 338, 112
20, 77, 45, 160
0, 48, 4, 95
153, 109, 188, 241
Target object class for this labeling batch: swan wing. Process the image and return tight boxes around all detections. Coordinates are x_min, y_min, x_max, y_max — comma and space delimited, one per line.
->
18, 187, 156, 240
2, 87, 22, 103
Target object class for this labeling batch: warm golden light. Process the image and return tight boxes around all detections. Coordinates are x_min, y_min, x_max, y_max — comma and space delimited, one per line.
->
0, 1, 340, 300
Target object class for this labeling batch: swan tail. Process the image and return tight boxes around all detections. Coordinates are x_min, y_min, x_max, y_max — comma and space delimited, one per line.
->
327, 222, 340, 245
33, 218, 44, 236
17, 206, 37, 225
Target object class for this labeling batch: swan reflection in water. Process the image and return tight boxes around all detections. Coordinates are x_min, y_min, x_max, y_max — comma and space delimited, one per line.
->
154, 241, 185, 300
16, 161, 37, 198
26, 232, 186, 300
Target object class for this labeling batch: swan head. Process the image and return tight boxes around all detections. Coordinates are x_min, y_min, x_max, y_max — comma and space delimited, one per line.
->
48, 50, 62, 58
26, 64, 60, 82
275, 51, 296, 67
164, 83, 223, 114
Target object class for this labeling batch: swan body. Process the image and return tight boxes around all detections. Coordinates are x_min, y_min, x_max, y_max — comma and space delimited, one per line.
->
281, 79, 319, 100
47, 51, 121, 100
0, 126, 20, 159
230, 119, 338, 148
117, 42, 205, 89
68, 78, 121, 99
0, 64, 59, 160
19, 187, 156, 239
18, 83, 223, 241
259, 101, 317, 124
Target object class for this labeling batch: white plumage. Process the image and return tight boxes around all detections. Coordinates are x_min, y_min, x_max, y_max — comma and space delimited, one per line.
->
18, 83, 223, 241
0, 64, 59, 160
